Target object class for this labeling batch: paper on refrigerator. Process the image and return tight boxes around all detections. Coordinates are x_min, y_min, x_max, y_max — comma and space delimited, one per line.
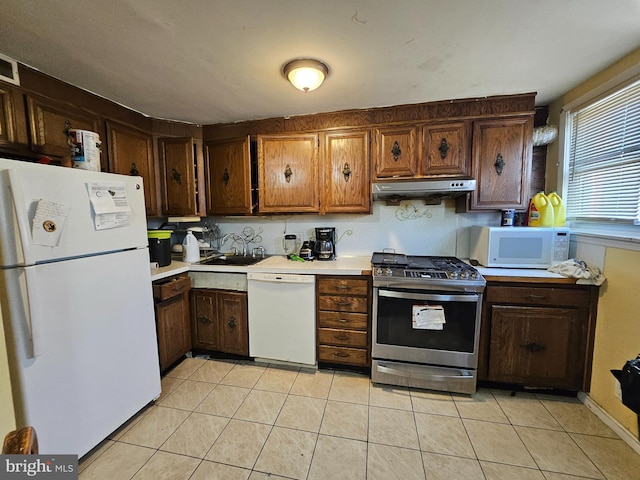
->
31, 199, 69, 247
88, 182, 131, 230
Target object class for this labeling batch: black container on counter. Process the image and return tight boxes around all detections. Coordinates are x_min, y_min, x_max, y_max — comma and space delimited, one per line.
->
148, 230, 172, 267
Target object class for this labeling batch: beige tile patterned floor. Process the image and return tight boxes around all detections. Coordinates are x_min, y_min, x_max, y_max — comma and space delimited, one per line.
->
78, 357, 640, 480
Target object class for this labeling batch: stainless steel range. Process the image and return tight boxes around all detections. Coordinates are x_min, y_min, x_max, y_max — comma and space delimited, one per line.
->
371, 251, 486, 394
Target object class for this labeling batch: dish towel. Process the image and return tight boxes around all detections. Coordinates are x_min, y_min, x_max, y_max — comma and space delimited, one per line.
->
548, 258, 606, 286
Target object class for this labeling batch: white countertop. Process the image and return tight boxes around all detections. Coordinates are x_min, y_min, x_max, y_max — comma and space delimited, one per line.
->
150, 255, 371, 282
476, 266, 566, 280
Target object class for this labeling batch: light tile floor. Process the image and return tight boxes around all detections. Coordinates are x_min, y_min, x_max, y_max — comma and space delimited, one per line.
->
78, 357, 640, 480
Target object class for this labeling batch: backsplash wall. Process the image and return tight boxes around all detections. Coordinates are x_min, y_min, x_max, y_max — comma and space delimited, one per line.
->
150, 200, 500, 258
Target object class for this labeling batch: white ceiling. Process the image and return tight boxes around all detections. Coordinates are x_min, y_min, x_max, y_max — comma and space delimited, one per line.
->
1, 0, 639, 125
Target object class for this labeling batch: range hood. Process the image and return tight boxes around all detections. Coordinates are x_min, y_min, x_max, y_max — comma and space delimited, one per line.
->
372, 178, 477, 202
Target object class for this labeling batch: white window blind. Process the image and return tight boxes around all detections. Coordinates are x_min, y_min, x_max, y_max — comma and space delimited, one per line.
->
567, 79, 640, 223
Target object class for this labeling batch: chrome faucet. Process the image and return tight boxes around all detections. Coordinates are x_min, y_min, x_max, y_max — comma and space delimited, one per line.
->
220, 233, 247, 256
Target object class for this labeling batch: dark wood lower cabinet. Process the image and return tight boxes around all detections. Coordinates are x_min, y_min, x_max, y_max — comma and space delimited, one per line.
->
153, 274, 191, 372
479, 281, 599, 391
191, 289, 249, 356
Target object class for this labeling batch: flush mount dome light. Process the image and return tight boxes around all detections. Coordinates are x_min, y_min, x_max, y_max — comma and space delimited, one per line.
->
282, 59, 329, 93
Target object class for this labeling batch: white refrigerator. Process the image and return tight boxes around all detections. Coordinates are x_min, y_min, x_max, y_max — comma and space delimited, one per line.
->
0, 158, 161, 457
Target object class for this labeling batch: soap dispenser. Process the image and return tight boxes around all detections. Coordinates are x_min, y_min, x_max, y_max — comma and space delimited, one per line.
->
182, 231, 200, 263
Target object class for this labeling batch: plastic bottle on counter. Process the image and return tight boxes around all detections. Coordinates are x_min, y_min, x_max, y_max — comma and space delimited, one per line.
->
547, 192, 566, 226
182, 231, 200, 263
527, 191, 554, 227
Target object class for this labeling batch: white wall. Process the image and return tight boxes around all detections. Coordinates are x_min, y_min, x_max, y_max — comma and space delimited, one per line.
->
157, 200, 501, 258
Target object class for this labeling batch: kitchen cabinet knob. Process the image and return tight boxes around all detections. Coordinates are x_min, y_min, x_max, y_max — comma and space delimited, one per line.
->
284, 164, 293, 183
228, 316, 237, 329
222, 168, 230, 186
129, 162, 139, 176
438, 138, 450, 159
494, 153, 505, 176
391, 141, 402, 161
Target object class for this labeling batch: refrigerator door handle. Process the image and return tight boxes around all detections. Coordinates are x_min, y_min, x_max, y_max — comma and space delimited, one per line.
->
4, 169, 34, 265
24, 268, 42, 358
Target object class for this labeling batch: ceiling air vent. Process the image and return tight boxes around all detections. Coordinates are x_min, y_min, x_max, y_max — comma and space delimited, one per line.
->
0, 53, 20, 86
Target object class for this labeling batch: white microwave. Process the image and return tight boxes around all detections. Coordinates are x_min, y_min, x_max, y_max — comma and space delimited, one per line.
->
469, 226, 570, 269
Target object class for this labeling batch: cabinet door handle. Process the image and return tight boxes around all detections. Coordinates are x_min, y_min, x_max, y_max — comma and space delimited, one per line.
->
391, 141, 402, 161
284, 164, 292, 183
197, 316, 212, 324
172, 168, 182, 185
228, 316, 237, 329
438, 138, 450, 159
222, 168, 230, 186
494, 153, 505, 176
520, 342, 546, 353
129, 162, 139, 176
342, 162, 351, 182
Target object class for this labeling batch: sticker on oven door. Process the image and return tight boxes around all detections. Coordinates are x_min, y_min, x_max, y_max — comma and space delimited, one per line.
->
412, 305, 445, 330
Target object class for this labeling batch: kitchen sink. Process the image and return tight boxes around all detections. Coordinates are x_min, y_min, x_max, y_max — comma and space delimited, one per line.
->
198, 255, 265, 266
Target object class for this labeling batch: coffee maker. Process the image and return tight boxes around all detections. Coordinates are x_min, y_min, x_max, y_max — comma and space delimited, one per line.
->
313, 227, 336, 260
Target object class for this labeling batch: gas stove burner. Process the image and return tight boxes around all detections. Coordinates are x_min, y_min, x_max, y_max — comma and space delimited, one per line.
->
371, 252, 485, 291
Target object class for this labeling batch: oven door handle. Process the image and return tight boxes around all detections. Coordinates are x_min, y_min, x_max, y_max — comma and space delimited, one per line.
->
376, 363, 473, 381
378, 289, 478, 303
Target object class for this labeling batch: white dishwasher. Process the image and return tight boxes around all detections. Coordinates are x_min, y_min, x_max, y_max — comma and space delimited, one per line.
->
247, 272, 316, 366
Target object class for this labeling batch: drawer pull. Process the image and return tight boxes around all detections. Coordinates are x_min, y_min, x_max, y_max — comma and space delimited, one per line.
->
520, 342, 546, 353
338, 318, 349, 323
334, 352, 350, 358
197, 316, 212, 325
334, 334, 349, 341
336, 285, 350, 290
524, 294, 547, 300
335, 301, 351, 306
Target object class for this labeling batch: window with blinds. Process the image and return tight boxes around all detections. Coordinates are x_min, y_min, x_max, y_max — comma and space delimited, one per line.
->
567, 79, 640, 224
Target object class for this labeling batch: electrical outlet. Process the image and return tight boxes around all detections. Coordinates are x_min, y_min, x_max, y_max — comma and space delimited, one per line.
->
614, 380, 622, 400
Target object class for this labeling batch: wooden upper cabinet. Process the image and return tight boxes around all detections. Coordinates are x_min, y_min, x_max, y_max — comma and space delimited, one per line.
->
421, 121, 470, 177
373, 125, 418, 178
321, 130, 371, 214
0, 85, 20, 150
158, 136, 202, 216
205, 136, 253, 215
26, 94, 101, 166
257, 133, 319, 213
106, 121, 158, 215
469, 115, 533, 210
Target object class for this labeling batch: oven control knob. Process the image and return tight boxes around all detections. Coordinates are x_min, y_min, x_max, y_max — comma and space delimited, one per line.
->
375, 267, 383, 275
460, 270, 470, 279
448, 271, 458, 279
385, 267, 393, 276
470, 271, 479, 279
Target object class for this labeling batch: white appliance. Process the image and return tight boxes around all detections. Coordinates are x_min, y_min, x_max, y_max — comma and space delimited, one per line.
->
247, 272, 316, 366
0, 158, 161, 457
469, 225, 570, 269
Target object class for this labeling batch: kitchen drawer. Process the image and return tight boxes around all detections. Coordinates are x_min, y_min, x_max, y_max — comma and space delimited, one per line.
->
318, 328, 368, 348
318, 311, 368, 330
153, 274, 191, 301
318, 277, 369, 296
486, 286, 590, 307
318, 295, 369, 313
318, 345, 368, 366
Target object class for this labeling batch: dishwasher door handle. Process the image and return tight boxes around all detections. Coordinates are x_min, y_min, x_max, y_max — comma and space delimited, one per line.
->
247, 272, 315, 284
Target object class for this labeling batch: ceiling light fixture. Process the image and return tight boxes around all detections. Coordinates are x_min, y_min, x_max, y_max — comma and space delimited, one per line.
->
282, 59, 329, 93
